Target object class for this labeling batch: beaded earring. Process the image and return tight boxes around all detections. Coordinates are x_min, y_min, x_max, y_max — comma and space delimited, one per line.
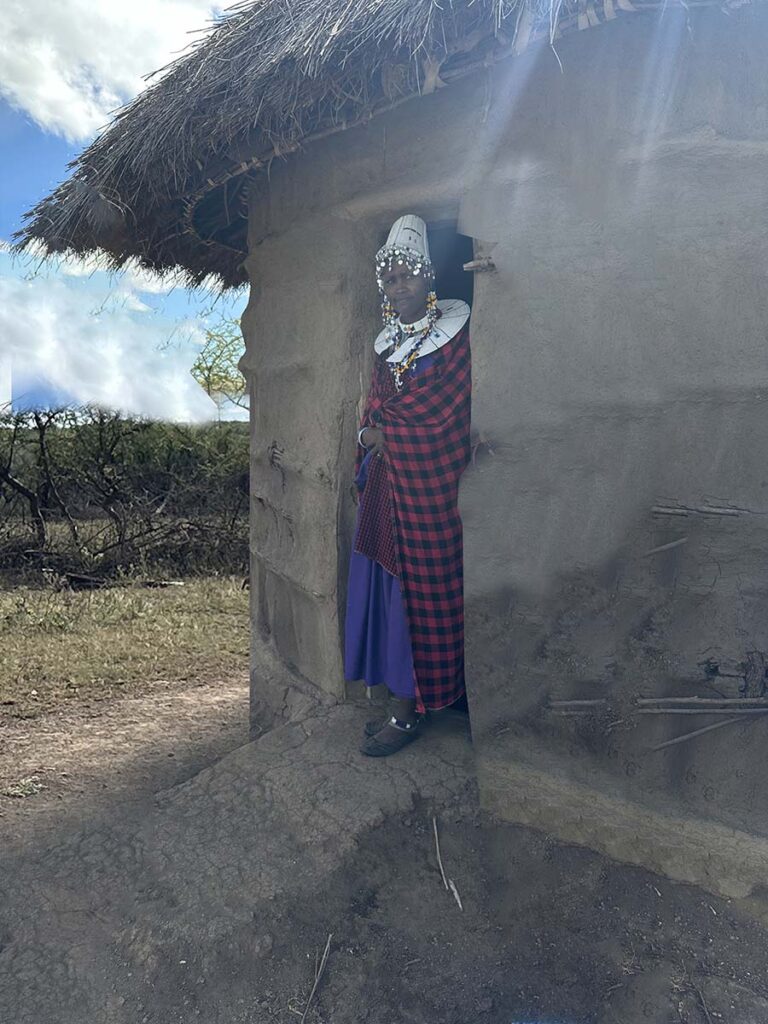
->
381, 297, 397, 326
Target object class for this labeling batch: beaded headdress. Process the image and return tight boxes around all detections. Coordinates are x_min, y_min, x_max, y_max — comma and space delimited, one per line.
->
375, 215, 438, 345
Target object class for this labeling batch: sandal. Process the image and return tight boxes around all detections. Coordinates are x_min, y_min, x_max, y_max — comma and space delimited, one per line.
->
364, 716, 388, 738
364, 712, 424, 738
360, 716, 420, 757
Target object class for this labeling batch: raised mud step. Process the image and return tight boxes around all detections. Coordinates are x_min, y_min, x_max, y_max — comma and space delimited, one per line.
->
0, 704, 473, 1024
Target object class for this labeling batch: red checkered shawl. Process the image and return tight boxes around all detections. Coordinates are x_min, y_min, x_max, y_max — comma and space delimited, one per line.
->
354, 324, 471, 711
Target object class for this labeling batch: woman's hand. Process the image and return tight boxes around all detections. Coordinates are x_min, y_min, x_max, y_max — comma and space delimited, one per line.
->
362, 427, 386, 457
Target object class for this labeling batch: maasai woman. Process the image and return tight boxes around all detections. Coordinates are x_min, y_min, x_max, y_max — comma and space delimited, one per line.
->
345, 214, 472, 757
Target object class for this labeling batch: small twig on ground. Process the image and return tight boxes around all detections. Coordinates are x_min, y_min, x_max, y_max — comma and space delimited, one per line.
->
693, 982, 714, 1024
448, 878, 464, 911
300, 933, 332, 1024
432, 815, 449, 891
433, 815, 464, 910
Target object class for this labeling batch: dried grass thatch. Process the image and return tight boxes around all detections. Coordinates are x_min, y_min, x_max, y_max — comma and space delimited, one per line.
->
14, 0, 755, 288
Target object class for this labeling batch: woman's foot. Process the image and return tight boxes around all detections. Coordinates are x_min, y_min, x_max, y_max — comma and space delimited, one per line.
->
364, 716, 389, 738
363, 696, 419, 739
360, 716, 420, 757
364, 712, 424, 737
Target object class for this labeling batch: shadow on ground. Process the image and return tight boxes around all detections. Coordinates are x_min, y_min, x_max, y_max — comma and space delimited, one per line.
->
2, 701, 768, 1023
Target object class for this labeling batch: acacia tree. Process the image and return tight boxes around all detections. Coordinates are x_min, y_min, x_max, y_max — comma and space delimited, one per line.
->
0, 406, 249, 578
190, 315, 248, 415
0, 411, 48, 549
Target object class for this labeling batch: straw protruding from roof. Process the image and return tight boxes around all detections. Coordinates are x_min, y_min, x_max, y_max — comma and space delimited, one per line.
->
14, 0, 753, 288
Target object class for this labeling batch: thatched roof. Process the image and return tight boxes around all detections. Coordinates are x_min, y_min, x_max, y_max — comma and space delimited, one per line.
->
16, 0, 755, 288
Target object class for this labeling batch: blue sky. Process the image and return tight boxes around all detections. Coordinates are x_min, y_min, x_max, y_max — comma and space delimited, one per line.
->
0, 1, 245, 421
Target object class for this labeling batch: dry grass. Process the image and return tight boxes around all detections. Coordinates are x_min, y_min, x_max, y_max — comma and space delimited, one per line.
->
0, 578, 249, 719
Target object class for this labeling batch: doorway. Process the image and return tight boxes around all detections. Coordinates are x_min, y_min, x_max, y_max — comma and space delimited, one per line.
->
427, 221, 475, 308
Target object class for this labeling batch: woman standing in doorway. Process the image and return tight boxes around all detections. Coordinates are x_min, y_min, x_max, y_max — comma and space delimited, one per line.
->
345, 214, 472, 757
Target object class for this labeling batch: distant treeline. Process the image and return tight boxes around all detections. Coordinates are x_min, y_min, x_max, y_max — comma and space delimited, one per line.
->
0, 407, 249, 582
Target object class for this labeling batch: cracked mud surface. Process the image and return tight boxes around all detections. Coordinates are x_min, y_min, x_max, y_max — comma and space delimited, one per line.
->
2, 698, 768, 1023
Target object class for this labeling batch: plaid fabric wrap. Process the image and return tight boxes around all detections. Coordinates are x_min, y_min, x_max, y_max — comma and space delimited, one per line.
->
354, 453, 399, 578
354, 325, 472, 711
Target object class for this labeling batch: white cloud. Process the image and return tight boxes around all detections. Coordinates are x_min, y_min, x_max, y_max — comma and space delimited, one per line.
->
0, 0, 219, 141
0, 354, 11, 410
0, 270, 219, 422
55, 252, 180, 295
8, 240, 191, 297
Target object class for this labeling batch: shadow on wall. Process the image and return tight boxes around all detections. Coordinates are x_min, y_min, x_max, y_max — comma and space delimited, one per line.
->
465, 495, 768, 839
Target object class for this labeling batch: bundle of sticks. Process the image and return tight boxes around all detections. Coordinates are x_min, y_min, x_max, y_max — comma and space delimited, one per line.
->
547, 696, 768, 751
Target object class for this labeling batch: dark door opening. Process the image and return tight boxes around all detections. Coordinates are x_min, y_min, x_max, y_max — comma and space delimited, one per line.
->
427, 221, 475, 309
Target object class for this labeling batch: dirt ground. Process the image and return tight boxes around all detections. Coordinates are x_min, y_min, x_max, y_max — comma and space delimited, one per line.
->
3, 685, 768, 1024
0, 673, 250, 840
235, 813, 768, 1024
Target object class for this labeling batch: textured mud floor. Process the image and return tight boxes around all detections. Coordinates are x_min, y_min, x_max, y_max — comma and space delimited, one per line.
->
2, 689, 768, 1024
192, 807, 768, 1024
0, 674, 250, 840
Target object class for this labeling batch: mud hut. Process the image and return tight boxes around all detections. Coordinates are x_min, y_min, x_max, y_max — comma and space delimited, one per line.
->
20, 0, 768, 900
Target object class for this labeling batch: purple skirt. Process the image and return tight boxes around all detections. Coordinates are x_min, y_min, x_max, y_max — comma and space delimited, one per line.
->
344, 543, 416, 699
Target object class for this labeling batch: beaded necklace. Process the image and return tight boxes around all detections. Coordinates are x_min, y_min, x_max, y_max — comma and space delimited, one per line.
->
389, 319, 433, 391
386, 296, 440, 391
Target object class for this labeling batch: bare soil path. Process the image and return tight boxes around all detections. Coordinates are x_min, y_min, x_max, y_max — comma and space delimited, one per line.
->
0, 673, 250, 841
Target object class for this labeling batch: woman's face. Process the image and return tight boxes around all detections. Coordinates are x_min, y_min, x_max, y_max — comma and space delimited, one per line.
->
381, 262, 429, 324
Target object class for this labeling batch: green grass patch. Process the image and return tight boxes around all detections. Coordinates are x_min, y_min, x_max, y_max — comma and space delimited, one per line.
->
0, 578, 250, 718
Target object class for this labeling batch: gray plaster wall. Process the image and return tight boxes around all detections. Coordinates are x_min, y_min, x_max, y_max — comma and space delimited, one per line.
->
240, 216, 378, 695
240, 6, 768, 888
457, 7, 768, 864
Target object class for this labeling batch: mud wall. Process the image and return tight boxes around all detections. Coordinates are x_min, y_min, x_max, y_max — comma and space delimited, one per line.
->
240, 6, 768, 893
457, 7, 768, 894
239, 217, 375, 694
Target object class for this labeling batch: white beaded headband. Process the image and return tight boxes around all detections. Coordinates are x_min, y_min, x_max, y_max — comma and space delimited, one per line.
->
375, 245, 435, 292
